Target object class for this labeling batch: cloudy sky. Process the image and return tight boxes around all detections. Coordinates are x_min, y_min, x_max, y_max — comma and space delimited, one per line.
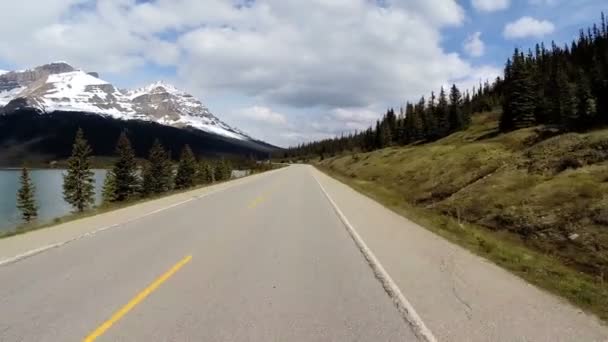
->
0, 0, 604, 147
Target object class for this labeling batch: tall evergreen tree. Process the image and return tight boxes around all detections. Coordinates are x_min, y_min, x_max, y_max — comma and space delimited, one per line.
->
63, 128, 95, 212
545, 59, 575, 127
197, 160, 214, 184
511, 50, 537, 128
426, 92, 438, 140
500, 58, 515, 131
142, 139, 173, 195
448, 84, 464, 132
16, 167, 37, 223
111, 132, 139, 202
436, 87, 450, 136
101, 171, 117, 204
575, 68, 596, 129
175, 145, 197, 189
214, 159, 232, 181
385, 108, 397, 138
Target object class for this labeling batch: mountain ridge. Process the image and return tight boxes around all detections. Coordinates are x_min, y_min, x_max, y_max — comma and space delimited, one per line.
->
0, 62, 251, 141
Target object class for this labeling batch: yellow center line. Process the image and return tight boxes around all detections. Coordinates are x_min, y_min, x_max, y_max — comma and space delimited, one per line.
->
248, 195, 266, 209
247, 179, 286, 209
83, 255, 193, 342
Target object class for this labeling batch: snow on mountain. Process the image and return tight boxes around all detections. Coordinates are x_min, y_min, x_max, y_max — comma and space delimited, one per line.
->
0, 63, 251, 141
0, 86, 25, 106
127, 81, 250, 140
21, 71, 137, 117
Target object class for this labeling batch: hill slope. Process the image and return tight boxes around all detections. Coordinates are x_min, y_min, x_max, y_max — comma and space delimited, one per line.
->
317, 111, 608, 318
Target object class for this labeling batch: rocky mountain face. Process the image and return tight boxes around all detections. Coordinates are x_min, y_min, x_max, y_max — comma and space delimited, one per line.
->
0, 62, 251, 141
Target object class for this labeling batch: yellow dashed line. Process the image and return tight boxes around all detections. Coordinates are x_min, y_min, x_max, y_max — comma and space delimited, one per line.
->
83, 255, 192, 342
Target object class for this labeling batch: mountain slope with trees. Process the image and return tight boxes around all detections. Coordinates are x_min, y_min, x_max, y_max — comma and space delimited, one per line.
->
318, 111, 608, 319
0, 109, 277, 166
281, 15, 608, 319
282, 14, 607, 160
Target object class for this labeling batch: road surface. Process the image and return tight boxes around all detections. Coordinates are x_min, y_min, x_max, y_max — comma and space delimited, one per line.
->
0, 165, 606, 341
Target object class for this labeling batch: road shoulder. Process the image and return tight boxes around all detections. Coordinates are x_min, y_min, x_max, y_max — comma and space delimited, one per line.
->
311, 166, 608, 341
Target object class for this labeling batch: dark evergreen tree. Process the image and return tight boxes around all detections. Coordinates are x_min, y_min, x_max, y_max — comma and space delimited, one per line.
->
426, 92, 438, 139
142, 139, 173, 195
448, 84, 464, 132
111, 132, 139, 202
214, 159, 232, 181
63, 128, 95, 212
16, 167, 37, 223
436, 87, 450, 137
197, 160, 214, 184
175, 145, 197, 189
101, 171, 117, 204
509, 50, 537, 129
575, 68, 596, 129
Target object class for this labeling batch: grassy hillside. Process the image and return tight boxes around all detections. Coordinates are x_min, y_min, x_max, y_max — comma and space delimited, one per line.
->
317, 111, 608, 319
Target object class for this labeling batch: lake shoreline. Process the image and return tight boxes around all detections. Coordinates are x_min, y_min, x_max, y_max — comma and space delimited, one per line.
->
0, 169, 107, 233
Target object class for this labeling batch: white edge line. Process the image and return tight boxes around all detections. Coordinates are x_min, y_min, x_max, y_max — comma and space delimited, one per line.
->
0, 167, 288, 267
311, 169, 438, 342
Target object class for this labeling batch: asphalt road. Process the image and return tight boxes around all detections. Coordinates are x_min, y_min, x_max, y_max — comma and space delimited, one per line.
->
1, 165, 607, 341
0, 165, 417, 341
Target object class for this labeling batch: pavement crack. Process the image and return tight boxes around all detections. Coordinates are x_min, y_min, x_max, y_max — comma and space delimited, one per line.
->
440, 256, 473, 320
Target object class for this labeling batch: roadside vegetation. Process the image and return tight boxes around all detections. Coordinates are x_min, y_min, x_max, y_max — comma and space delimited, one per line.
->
7, 128, 277, 238
316, 111, 608, 320
279, 16, 608, 319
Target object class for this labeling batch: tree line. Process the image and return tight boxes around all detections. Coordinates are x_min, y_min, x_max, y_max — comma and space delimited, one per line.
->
15, 128, 235, 223
500, 14, 608, 131
281, 14, 607, 160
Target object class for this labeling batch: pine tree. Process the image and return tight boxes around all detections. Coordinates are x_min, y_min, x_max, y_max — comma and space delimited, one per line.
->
436, 87, 449, 137
101, 171, 117, 204
575, 68, 596, 129
197, 160, 214, 184
448, 84, 464, 132
426, 92, 438, 140
63, 128, 95, 212
374, 120, 382, 149
142, 139, 173, 195
213, 159, 233, 181
510, 50, 537, 129
16, 167, 37, 223
386, 109, 397, 138
462, 91, 472, 128
175, 145, 197, 189
111, 132, 139, 202
500, 58, 515, 131
548, 60, 575, 127
214, 159, 224, 181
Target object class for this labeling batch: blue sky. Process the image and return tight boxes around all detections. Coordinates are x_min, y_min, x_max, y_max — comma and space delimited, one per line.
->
0, 0, 605, 147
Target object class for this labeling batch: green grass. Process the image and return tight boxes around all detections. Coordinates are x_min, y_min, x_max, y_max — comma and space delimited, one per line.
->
318, 166, 608, 321
316, 111, 608, 321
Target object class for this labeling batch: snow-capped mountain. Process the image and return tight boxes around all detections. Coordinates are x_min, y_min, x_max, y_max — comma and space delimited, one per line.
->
0, 62, 251, 141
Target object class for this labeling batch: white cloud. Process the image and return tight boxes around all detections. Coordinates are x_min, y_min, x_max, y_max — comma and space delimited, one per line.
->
471, 0, 510, 12
504, 17, 555, 39
463, 32, 485, 57
450, 65, 503, 95
237, 106, 287, 126
529, 0, 558, 5
177, 0, 471, 110
0, 0, 501, 146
